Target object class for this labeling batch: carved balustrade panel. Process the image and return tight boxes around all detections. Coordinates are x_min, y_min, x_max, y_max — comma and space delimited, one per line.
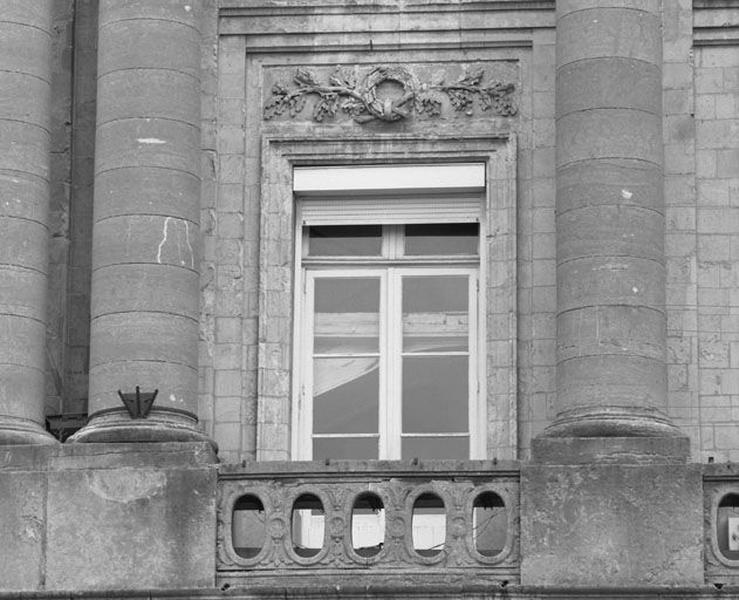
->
217, 462, 519, 588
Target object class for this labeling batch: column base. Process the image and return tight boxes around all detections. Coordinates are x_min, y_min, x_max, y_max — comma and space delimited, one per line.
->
0, 415, 59, 445
532, 435, 690, 464
68, 408, 217, 452
535, 407, 689, 463
542, 405, 685, 438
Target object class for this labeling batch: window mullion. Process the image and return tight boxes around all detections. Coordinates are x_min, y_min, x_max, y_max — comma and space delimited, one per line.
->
378, 270, 388, 460
303, 272, 316, 460
468, 273, 479, 459
384, 268, 402, 460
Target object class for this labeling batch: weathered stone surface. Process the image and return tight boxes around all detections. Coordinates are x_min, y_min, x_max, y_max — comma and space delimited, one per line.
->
557, 159, 663, 214
0, 443, 217, 592
557, 257, 665, 310
91, 263, 200, 319
0, 121, 51, 178
95, 118, 200, 175
46, 465, 216, 590
87, 361, 198, 415
92, 215, 199, 271
97, 68, 200, 125
557, 354, 667, 414
0, 20, 52, 80
0, 268, 47, 320
0, 1, 57, 446
544, 0, 680, 444
98, 21, 200, 78
0, 471, 45, 591
557, 306, 666, 361
76, 0, 207, 444
94, 167, 201, 222
557, 206, 664, 262
521, 463, 703, 586
557, 109, 662, 167
556, 58, 661, 115
557, 7, 661, 66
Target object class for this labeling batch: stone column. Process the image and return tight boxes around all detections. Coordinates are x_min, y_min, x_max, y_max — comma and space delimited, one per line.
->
70, 0, 211, 444
539, 0, 685, 453
0, 2, 57, 444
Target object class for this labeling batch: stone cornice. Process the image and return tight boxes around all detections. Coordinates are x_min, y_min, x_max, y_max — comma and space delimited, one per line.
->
218, 0, 555, 49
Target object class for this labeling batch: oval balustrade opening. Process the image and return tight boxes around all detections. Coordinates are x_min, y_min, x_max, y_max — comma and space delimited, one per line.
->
292, 494, 325, 557
718, 493, 739, 561
472, 491, 506, 556
352, 493, 385, 557
232, 494, 266, 559
412, 493, 445, 557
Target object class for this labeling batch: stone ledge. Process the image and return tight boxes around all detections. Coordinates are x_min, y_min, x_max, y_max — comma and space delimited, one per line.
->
0, 584, 736, 599
219, 458, 520, 478
531, 436, 691, 464
0, 441, 217, 471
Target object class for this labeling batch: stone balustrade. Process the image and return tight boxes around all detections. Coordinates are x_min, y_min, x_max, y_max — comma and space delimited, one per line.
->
217, 461, 519, 589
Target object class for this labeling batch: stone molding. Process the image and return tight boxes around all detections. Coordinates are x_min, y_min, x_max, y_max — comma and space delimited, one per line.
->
218, 0, 554, 51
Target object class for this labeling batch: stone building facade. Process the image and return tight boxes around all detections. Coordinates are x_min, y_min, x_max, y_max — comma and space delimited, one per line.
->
0, 0, 738, 597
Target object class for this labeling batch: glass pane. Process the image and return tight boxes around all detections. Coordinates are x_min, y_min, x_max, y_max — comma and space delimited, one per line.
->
402, 436, 468, 460
352, 494, 385, 557
308, 225, 382, 256
403, 276, 468, 352
402, 356, 468, 433
473, 492, 506, 557
412, 494, 445, 556
313, 436, 378, 460
405, 223, 478, 255
313, 358, 379, 434
292, 494, 324, 557
315, 278, 380, 354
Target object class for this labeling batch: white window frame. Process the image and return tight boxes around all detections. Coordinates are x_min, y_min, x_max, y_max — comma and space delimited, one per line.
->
291, 164, 487, 461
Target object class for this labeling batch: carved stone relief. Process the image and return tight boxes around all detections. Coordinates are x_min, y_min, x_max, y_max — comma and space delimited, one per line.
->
217, 468, 520, 587
264, 65, 517, 123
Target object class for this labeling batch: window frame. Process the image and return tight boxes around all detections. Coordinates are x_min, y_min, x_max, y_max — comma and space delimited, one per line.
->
292, 181, 487, 461
255, 135, 518, 462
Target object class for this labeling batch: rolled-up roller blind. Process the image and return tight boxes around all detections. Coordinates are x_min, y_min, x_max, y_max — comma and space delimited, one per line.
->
294, 164, 484, 225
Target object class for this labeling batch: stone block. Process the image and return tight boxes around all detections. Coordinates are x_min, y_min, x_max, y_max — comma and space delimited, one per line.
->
98, 19, 199, 79
557, 7, 660, 66
94, 168, 200, 223
521, 462, 702, 586
0, 471, 46, 591
44, 443, 216, 591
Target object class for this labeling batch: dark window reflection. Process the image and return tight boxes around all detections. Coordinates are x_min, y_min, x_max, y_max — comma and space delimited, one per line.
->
402, 356, 468, 434
405, 223, 478, 255
313, 436, 378, 460
308, 225, 382, 256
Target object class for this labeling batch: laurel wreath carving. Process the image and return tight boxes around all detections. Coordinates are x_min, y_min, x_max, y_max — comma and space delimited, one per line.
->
264, 65, 517, 123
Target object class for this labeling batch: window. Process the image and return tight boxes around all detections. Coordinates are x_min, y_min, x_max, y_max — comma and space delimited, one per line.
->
293, 164, 485, 461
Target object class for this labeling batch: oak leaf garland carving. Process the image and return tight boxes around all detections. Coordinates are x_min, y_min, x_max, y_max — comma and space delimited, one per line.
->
264, 65, 517, 122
